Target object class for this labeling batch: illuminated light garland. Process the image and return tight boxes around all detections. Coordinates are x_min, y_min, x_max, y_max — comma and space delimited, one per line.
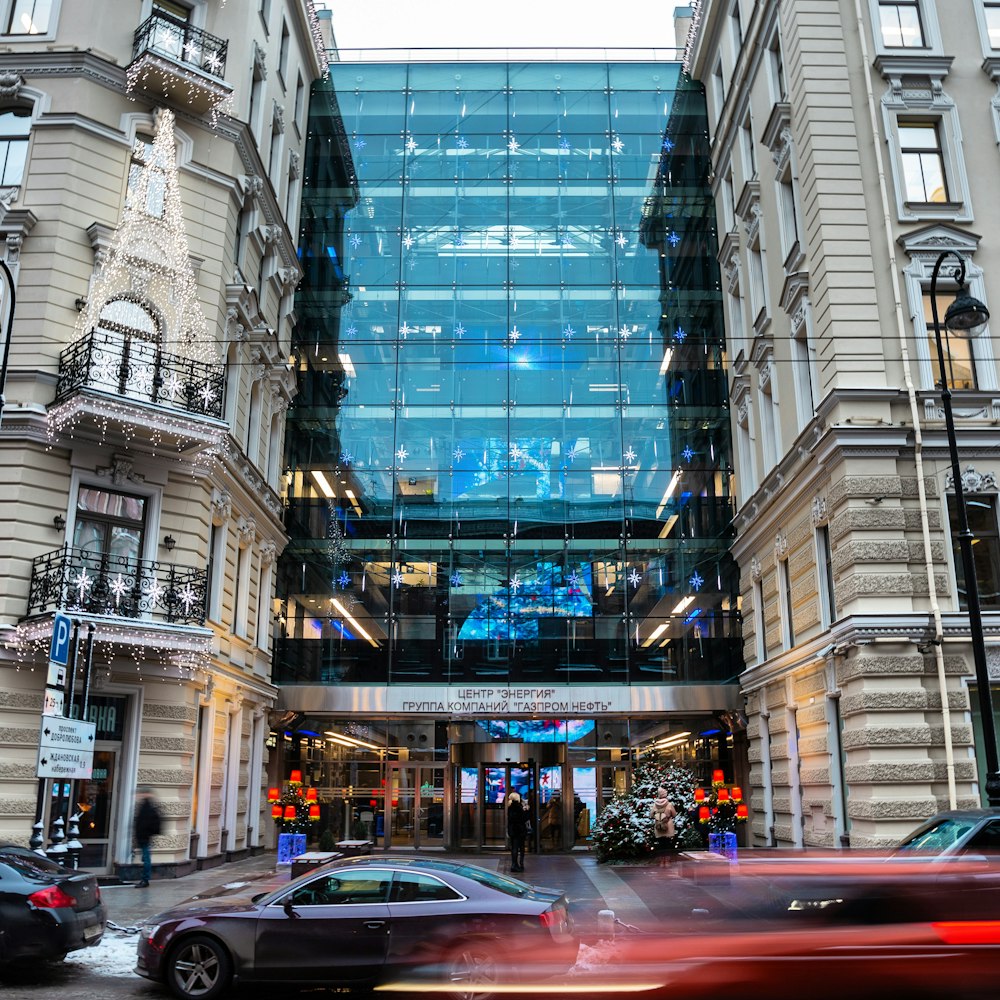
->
125, 54, 235, 128
305, 1, 330, 78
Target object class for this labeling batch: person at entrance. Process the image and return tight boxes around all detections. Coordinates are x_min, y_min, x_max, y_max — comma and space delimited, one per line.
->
134, 786, 162, 887
650, 786, 677, 856
507, 791, 528, 872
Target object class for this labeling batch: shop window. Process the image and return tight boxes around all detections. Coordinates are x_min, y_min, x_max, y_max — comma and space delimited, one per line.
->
878, 0, 925, 47
948, 494, 1000, 610
0, 108, 30, 185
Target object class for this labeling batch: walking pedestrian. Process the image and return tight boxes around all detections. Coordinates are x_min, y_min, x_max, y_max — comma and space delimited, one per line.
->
507, 791, 528, 873
134, 786, 162, 887
650, 786, 677, 856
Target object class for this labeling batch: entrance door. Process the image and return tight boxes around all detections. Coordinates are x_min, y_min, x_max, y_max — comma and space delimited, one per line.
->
386, 765, 445, 848
75, 748, 118, 870
482, 764, 534, 848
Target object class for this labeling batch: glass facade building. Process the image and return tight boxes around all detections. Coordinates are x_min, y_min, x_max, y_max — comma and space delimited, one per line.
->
272, 60, 744, 849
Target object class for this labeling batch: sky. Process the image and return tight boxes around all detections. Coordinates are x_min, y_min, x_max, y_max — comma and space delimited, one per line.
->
322, 0, 680, 53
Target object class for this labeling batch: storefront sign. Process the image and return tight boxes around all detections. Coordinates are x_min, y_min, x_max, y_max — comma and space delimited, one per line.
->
392, 686, 623, 715
68, 695, 126, 741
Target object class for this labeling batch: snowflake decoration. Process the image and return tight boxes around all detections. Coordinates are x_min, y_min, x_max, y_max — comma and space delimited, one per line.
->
72, 569, 93, 603
452, 446, 465, 462
450, 571, 463, 587
689, 571, 705, 591
457, 136, 469, 149
197, 384, 216, 408
454, 322, 466, 339
353, 136, 367, 150
507, 136, 520, 153
399, 321, 413, 339
508, 325, 521, 344
160, 372, 183, 400
623, 446, 637, 464
559, 136, 571, 151
615, 232, 629, 249
563, 324, 575, 341
392, 568, 404, 588
345, 324, 358, 338
204, 51, 223, 75
339, 452, 354, 466
133, 365, 156, 397
395, 445, 408, 463
402, 233, 414, 250
628, 568, 642, 589
182, 40, 199, 60
109, 573, 130, 606
682, 445, 695, 462
559, 234, 573, 248
509, 573, 522, 594
337, 571, 351, 589
145, 578, 164, 607
566, 446, 578, 462
619, 325, 632, 342
92, 356, 118, 385
454, 231, 465, 247
405, 136, 418, 152
611, 136, 624, 153
567, 570, 581, 593
510, 443, 524, 461
176, 583, 199, 614
350, 233, 362, 249
662, 137, 675, 152
667, 230, 681, 247
674, 326, 687, 343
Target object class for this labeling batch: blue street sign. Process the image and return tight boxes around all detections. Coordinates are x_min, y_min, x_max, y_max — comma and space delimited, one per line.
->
49, 613, 73, 667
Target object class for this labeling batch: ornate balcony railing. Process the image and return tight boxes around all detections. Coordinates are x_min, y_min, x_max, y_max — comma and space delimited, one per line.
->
132, 11, 228, 79
26, 547, 208, 626
55, 331, 225, 420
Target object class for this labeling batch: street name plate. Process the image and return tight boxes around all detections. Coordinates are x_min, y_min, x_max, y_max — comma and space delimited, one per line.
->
36, 716, 95, 779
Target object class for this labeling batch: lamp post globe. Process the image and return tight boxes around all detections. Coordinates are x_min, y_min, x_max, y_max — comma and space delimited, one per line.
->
929, 249, 1000, 808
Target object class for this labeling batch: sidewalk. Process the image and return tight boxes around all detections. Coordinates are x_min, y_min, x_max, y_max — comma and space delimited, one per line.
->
98, 850, 704, 936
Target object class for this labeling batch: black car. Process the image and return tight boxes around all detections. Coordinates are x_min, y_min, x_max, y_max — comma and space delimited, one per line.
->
136, 855, 577, 1000
0, 845, 106, 964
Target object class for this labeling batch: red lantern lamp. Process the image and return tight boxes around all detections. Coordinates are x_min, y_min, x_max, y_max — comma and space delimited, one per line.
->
308, 803, 320, 821
283, 804, 297, 821
267, 787, 280, 803
289, 769, 303, 785
698, 805, 710, 823
736, 803, 749, 820
305, 787, 318, 802
731, 786, 743, 802
712, 769, 725, 786
694, 788, 706, 802
271, 803, 282, 819
717, 788, 730, 802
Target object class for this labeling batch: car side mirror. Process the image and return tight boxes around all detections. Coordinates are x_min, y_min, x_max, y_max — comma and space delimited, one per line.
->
283, 898, 299, 918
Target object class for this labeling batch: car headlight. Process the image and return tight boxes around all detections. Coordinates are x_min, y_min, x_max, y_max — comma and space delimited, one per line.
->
138, 923, 161, 942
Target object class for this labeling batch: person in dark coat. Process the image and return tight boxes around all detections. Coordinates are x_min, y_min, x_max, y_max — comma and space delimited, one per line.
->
134, 786, 162, 887
507, 791, 528, 872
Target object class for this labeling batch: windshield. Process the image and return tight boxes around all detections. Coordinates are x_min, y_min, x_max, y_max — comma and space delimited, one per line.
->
897, 818, 977, 852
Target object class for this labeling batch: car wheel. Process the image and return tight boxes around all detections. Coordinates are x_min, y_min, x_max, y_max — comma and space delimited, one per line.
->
165, 934, 232, 1000
447, 942, 501, 1000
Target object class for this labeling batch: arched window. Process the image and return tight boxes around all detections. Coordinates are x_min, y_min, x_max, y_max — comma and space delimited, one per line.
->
0, 108, 30, 186
91, 298, 163, 401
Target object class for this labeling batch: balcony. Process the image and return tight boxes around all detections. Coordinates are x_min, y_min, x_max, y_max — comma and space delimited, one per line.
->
27, 546, 208, 625
127, 12, 232, 115
49, 330, 227, 454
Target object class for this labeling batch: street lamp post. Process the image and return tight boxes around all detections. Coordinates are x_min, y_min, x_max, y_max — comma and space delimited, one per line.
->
0, 258, 15, 428
929, 249, 1000, 808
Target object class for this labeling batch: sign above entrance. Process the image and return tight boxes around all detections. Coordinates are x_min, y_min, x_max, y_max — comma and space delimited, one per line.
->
391, 686, 624, 716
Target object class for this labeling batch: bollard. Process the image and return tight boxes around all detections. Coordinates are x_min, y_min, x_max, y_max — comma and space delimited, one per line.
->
65, 812, 83, 870
47, 814, 68, 862
597, 908, 616, 938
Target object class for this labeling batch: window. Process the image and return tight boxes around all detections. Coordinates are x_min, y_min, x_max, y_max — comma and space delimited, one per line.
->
768, 35, 787, 102
287, 869, 393, 906
754, 578, 768, 662
923, 290, 976, 389
741, 116, 756, 177
965, 819, 1000, 851
278, 20, 290, 83
207, 521, 225, 621
294, 74, 305, 133
233, 542, 251, 636
5, 0, 51, 34
777, 170, 801, 262
816, 524, 837, 627
779, 558, 795, 647
391, 871, 462, 903
948, 494, 1000, 610
259, 0, 271, 29
730, 2, 743, 50
73, 487, 146, 567
986, 2, 1000, 47
126, 135, 165, 218
899, 123, 947, 203
0, 109, 29, 185
878, 0, 925, 48
711, 62, 725, 120
93, 299, 162, 400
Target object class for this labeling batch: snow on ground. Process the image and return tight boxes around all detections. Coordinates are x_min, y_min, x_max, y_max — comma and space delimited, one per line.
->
221, 881, 250, 889
64, 932, 141, 978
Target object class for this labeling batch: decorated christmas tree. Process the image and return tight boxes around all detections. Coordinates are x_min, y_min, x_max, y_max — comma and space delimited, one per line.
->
592, 760, 698, 862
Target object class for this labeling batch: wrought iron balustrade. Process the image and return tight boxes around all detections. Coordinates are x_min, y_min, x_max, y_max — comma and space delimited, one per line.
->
27, 546, 208, 626
133, 11, 228, 78
56, 331, 225, 420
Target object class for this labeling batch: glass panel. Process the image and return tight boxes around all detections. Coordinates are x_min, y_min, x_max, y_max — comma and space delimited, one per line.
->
987, 6, 1000, 49
924, 291, 975, 389
572, 766, 596, 844
77, 749, 115, 869
389, 767, 416, 847
418, 767, 446, 845
483, 766, 507, 846
290, 868, 393, 905
950, 496, 1000, 609
392, 871, 461, 902
458, 766, 479, 846
539, 766, 563, 849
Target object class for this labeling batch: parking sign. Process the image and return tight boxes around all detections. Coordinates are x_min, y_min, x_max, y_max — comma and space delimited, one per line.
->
49, 613, 73, 667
